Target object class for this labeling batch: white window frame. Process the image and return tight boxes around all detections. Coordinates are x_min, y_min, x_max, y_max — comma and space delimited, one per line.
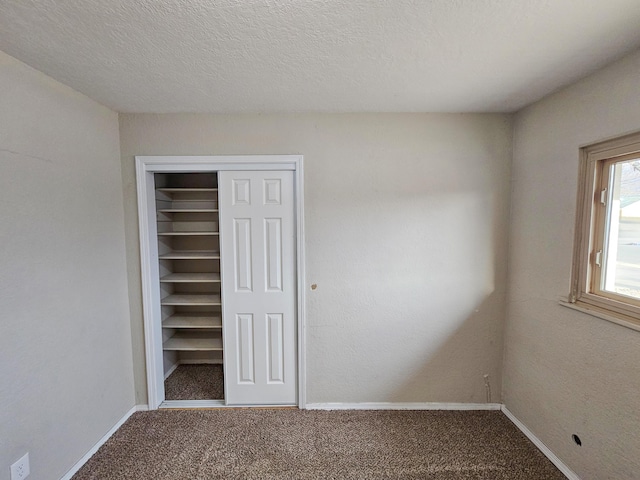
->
568, 132, 640, 330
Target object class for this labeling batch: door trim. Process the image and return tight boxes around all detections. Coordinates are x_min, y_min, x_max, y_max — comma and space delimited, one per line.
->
135, 155, 306, 409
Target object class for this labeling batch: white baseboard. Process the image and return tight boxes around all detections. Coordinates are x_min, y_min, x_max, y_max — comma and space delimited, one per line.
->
164, 362, 180, 380
161, 399, 225, 409
501, 406, 580, 480
59, 405, 147, 480
160, 400, 297, 409
305, 402, 502, 411
179, 359, 223, 365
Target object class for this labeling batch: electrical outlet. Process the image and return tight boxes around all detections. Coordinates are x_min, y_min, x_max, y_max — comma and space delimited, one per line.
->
10, 453, 30, 480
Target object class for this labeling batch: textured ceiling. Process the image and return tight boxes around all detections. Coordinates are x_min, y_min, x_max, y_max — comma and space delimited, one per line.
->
1, 0, 640, 113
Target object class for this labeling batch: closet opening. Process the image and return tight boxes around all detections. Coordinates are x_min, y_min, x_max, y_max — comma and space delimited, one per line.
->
136, 155, 305, 410
155, 172, 224, 402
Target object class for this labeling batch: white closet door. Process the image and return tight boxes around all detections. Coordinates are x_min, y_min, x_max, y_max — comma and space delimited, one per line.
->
219, 171, 296, 405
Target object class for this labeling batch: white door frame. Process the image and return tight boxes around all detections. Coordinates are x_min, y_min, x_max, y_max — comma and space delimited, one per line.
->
135, 155, 306, 410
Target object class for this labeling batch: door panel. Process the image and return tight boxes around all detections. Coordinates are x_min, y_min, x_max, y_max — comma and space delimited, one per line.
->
236, 314, 255, 384
233, 218, 253, 292
219, 171, 296, 405
264, 218, 283, 291
266, 313, 285, 383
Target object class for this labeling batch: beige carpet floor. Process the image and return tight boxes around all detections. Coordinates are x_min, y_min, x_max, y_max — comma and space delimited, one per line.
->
164, 364, 224, 400
72, 409, 565, 480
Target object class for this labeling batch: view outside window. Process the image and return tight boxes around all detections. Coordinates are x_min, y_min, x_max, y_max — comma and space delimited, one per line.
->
603, 159, 640, 299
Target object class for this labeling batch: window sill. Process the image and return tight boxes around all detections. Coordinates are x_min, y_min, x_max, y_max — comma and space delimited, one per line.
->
559, 299, 640, 333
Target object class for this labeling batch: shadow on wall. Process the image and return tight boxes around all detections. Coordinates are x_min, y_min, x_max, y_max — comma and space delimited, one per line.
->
307, 187, 505, 404
388, 292, 504, 404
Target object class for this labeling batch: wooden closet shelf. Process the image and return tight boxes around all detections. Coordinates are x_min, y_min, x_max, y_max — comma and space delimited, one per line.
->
160, 272, 221, 283
157, 188, 218, 192
159, 250, 220, 259
157, 231, 219, 236
161, 294, 222, 306
158, 208, 219, 213
163, 335, 223, 351
163, 314, 223, 329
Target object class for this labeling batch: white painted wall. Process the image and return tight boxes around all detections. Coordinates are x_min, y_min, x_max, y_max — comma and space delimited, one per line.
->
119, 113, 513, 405
0, 51, 134, 480
504, 49, 640, 479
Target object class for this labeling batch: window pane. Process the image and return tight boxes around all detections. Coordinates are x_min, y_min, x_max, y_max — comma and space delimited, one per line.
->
602, 159, 640, 299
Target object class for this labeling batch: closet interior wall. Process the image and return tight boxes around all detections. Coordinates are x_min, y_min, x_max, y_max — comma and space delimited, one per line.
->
154, 173, 223, 386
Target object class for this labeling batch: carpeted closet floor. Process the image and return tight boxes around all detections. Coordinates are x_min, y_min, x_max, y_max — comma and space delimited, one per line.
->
164, 364, 224, 400
72, 409, 565, 479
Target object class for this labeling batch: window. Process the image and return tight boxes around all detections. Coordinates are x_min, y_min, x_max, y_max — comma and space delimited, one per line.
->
570, 132, 640, 328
